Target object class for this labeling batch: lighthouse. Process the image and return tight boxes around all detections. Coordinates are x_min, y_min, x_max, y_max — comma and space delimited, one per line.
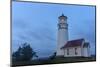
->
57, 14, 68, 56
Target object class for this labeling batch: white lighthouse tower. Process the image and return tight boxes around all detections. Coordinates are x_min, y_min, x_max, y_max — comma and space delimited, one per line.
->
57, 14, 68, 56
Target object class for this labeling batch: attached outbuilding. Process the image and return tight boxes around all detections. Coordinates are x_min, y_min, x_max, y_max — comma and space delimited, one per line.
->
61, 39, 90, 57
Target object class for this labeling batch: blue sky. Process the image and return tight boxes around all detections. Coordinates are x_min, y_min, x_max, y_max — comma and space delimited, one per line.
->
12, 2, 96, 58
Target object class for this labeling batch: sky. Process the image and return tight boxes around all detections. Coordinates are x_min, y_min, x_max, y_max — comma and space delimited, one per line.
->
12, 1, 96, 58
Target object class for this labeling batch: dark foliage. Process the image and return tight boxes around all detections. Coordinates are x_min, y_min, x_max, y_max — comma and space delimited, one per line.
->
12, 42, 38, 62
49, 52, 56, 60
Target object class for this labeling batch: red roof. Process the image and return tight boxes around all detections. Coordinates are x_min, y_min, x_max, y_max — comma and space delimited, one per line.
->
61, 39, 84, 49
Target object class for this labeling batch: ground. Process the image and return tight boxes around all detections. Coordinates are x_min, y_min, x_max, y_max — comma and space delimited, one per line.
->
12, 56, 96, 67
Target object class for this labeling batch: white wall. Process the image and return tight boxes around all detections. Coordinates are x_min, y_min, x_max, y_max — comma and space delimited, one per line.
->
83, 47, 90, 57
64, 45, 90, 57
64, 47, 82, 57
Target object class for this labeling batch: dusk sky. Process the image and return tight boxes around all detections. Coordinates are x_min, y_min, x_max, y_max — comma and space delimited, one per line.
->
12, 1, 96, 58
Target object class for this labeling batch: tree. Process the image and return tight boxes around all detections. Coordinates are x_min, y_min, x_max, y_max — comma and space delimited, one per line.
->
12, 42, 38, 61
12, 46, 22, 61
49, 52, 56, 60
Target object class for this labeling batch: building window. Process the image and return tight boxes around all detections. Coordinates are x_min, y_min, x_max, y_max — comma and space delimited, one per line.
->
67, 48, 69, 55
75, 48, 78, 55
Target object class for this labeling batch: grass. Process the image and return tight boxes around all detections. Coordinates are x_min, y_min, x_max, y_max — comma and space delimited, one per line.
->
12, 56, 96, 67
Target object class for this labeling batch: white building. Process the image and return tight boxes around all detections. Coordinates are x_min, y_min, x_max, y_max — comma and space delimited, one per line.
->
57, 14, 90, 57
